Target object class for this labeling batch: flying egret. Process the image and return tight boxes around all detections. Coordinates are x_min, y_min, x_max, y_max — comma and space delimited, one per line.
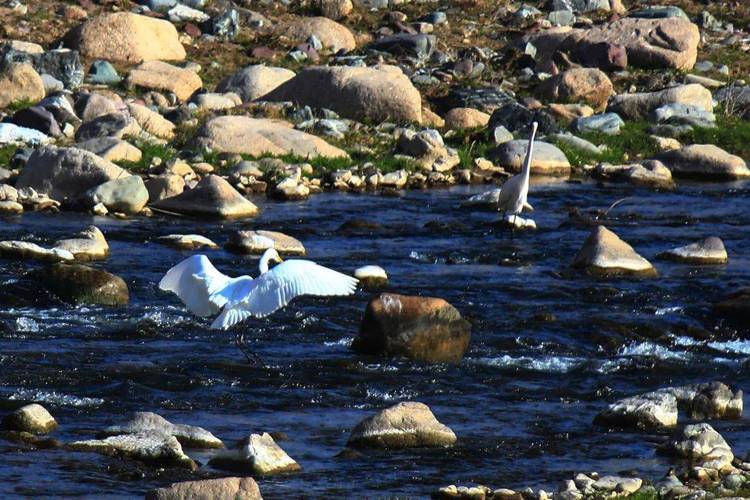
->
158, 248, 359, 363
496, 121, 538, 227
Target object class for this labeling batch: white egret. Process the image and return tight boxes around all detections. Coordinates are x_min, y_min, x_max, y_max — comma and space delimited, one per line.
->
159, 248, 358, 362
496, 121, 538, 227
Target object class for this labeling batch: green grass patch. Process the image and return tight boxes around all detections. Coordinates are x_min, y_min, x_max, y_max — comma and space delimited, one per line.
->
115, 139, 177, 173
683, 114, 750, 160
5, 99, 35, 113
0, 145, 18, 168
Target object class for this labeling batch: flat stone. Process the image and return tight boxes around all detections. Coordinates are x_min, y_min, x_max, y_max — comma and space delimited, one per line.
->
657, 145, 750, 180
347, 401, 457, 449
227, 230, 306, 255
75, 137, 142, 163
156, 234, 218, 250
659, 237, 728, 265
68, 432, 195, 469
0, 241, 74, 262
609, 84, 713, 120
54, 226, 110, 261
490, 140, 571, 175
572, 226, 656, 276
127, 102, 175, 139
104, 412, 223, 449
126, 61, 202, 102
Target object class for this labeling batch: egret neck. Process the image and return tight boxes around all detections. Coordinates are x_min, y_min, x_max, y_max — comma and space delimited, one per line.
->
521, 122, 539, 182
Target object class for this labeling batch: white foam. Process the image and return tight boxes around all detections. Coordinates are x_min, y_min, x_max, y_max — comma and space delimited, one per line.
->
9, 389, 105, 407
472, 355, 584, 373
707, 340, 750, 355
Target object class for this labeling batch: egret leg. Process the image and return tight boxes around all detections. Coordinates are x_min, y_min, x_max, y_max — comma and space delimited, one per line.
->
234, 332, 265, 366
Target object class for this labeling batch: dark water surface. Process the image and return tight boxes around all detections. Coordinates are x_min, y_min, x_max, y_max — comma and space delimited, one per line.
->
1, 180, 750, 498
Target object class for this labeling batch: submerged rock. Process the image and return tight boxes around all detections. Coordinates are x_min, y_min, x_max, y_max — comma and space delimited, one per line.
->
227, 230, 306, 256
39, 263, 129, 306
68, 432, 196, 469
659, 237, 728, 265
104, 412, 223, 449
353, 293, 471, 363
572, 226, 656, 276
152, 175, 259, 220
347, 401, 456, 449
2, 404, 58, 434
146, 477, 262, 500
0, 241, 74, 262
209, 433, 301, 475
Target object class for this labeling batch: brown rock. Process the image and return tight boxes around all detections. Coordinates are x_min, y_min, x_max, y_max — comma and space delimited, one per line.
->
444, 107, 490, 130
64, 12, 186, 63
145, 175, 185, 202
126, 61, 201, 102
191, 116, 347, 158
260, 65, 422, 123
146, 477, 262, 500
39, 263, 129, 306
152, 175, 259, 219
317, 0, 353, 20
126, 102, 175, 139
75, 92, 126, 122
0, 63, 45, 110
572, 226, 656, 276
353, 293, 471, 363
54, 226, 110, 261
656, 145, 750, 180
2, 404, 58, 434
216, 65, 295, 103
75, 137, 142, 163
227, 230, 306, 255
535, 68, 613, 110
284, 16, 356, 52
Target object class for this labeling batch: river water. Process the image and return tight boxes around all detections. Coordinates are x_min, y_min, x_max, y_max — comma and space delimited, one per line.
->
1, 180, 749, 498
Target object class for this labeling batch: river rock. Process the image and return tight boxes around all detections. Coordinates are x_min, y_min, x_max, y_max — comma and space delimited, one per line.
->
608, 84, 712, 120
656, 145, 750, 180
354, 265, 388, 289
490, 140, 571, 176
2, 404, 58, 434
40, 263, 129, 305
0, 241, 74, 262
663, 382, 743, 420
64, 12, 186, 63
75, 92, 126, 122
660, 423, 734, 472
191, 92, 241, 111
15, 146, 130, 201
572, 226, 656, 276
595, 391, 678, 429
54, 226, 110, 261
0, 201, 23, 215
191, 116, 347, 158
527, 17, 699, 70
75, 137, 142, 163
0, 63, 45, 110
259, 65, 423, 124
227, 230, 306, 255
209, 433, 301, 475
145, 175, 185, 202
104, 412, 223, 449
347, 401, 457, 449
68, 432, 195, 469
156, 234, 218, 250
82, 175, 148, 215
0, 123, 49, 145
535, 68, 613, 110
126, 61, 202, 102
284, 16, 356, 52
10, 106, 61, 137
659, 237, 728, 265
593, 161, 675, 190
75, 112, 141, 141
152, 174, 259, 219
216, 65, 295, 102
146, 477, 262, 500
353, 293, 471, 363
127, 102, 175, 140
592, 476, 642, 495
369, 33, 435, 60
443, 108, 490, 130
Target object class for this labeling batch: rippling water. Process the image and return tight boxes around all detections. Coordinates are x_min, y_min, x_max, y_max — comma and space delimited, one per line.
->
1, 180, 749, 497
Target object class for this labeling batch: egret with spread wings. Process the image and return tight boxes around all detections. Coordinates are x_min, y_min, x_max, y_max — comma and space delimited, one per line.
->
159, 248, 358, 362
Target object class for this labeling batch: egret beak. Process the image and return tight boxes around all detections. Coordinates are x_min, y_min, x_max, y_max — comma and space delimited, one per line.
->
270, 255, 284, 269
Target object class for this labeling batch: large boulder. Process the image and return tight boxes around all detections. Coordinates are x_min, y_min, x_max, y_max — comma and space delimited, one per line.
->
572, 226, 656, 276
535, 68, 613, 110
104, 412, 223, 449
526, 17, 699, 70
227, 230, 306, 256
490, 140, 571, 176
283, 16, 356, 52
353, 293, 471, 363
0, 63, 45, 110
15, 146, 130, 201
126, 61, 202, 102
146, 478, 262, 500
347, 401, 457, 449
64, 12, 186, 63
2, 404, 58, 434
608, 84, 712, 120
656, 145, 750, 180
38, 263, 129, 306
216, 65, 295, 102
54, 226, 110, 261
659, 237, 728, 265
593, 161, 675, 190
259, 65, 423, 124
191, 116, 347, 158
152, 175, 259, 219
209, 433, 301, 475
68, 432, 195, 469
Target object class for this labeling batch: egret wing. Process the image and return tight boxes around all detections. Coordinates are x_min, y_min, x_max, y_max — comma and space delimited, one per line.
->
496, 174, 522, 212
210, 259, 358, 330
158, 255, 231, 316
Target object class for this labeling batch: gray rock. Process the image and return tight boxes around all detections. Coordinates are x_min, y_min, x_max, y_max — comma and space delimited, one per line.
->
152, 174, 259, 219
548, 10, 575, 26
593, 161, 675, 190
74, 112, 140, 141
490, 140, 571, 175
657, 144, 750, 180
104, 412, 223, 449
54, 225, 110, 261
83, 175, 148, 215
216, 65, 295, 102
652, 103, 716, 128
227, 230, 306, 256
87, 60, 121, 85
145, 477, 262, 500
659, 237, 728, 265
550, 132, 602, 155
492, 125, 514, 145
573, 113, 624, 135
595, 391, 678, 429
630, 5, 688, 19
369, 34, 435, 59
659, 423, 734, 471
209, 433, 300, 475
68, 432, 196, 469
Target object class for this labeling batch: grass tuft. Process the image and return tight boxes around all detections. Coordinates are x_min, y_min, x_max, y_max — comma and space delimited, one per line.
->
0, 145, 18, 168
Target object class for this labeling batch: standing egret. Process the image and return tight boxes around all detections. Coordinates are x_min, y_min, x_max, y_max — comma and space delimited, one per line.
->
158, 248, 358, 363
496, 121, 538, 227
